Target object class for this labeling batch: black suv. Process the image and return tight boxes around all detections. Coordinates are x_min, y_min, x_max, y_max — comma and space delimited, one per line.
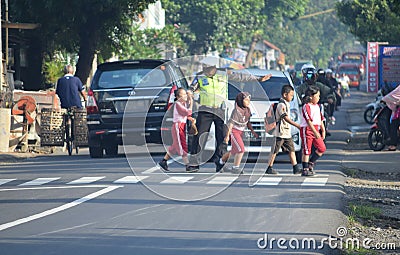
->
86, 59, 188, 158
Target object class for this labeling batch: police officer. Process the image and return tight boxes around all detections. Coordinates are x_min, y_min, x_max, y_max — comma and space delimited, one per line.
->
187, 60, 271, 172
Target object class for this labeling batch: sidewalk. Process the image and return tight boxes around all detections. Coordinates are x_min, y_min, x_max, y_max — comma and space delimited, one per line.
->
340, 90, 400, 176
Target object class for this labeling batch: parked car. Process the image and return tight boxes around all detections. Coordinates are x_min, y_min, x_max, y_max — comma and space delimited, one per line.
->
337, 63, 362, 90
86, 59, 188, 158
203, 69, 302, 161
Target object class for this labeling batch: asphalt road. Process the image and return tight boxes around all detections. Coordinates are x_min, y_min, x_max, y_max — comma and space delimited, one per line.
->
0, 99, 359, 255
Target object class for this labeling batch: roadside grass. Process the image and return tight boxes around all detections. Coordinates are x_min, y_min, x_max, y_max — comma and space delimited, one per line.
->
348, 203, 382, 224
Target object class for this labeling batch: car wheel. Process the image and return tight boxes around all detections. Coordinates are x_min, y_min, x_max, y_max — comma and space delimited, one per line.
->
105, 144, 118, 156
89, 146, 104, 158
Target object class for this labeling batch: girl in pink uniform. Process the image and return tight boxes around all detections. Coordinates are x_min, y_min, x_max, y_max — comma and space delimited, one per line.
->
300, 86, 326, 176
215, 92, 259, 174
158, 88, 194, 172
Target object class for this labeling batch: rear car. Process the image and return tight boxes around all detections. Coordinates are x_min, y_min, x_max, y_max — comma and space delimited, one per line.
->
337, 63, 361, 90
204, 69, 302, 160
86, 59, 188, 158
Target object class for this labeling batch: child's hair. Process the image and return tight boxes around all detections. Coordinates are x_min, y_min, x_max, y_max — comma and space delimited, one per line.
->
302, 85, 320, 104
174, 87, 186, 101
281, 84, 294, 96
235, 91, 251, 108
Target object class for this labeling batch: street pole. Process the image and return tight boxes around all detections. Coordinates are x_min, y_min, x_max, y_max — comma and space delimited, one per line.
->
0, 0, 3, 89
5, 0, 8, 70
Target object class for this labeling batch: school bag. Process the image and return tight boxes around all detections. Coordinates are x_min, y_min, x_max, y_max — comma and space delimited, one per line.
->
264, 99, 285, 135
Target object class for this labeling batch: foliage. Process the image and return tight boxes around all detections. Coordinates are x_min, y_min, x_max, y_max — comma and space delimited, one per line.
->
43, 60, 64, 86
161, 0, 268, 54
9, 0, 157, 87
336, 0, 400, 45
264, 0, 360, 67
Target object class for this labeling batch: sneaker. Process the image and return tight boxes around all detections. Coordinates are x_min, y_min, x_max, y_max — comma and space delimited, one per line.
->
230, 166, 243, 175
265, 166, 278, 174
158, 160, 169, 172
301, 168, 314, 176
293, 164, 302, 174
214, 158, 225, 172
186, 165, 199, 173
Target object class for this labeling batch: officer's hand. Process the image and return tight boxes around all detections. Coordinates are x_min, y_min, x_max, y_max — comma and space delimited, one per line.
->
259, 74, 272, 82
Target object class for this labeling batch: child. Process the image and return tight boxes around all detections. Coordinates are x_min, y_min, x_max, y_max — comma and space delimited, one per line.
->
158, 88, 195, 172
215, 92, 259, 174
265, 85, 302, 175
300, 86, 327, 176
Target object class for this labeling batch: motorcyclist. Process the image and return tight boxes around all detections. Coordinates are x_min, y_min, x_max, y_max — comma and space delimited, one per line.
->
325, 69, 341, 110
296, 64, 336, 131
289, 69, 301, 87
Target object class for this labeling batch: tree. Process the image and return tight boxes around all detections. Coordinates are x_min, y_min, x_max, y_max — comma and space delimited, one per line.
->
336, 0, 400, 45
162, 0, 267, 54
9, 0, 156, 89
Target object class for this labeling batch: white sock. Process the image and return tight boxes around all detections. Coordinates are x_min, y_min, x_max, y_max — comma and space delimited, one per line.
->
232, 165, 240, 169
219, 159, 225, 164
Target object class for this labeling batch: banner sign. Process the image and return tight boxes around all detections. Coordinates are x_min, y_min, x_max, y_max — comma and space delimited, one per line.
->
378, 45, 400, 90
367, 42, 379, 92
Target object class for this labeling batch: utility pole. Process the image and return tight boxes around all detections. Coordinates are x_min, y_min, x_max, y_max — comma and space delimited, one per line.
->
0, 0, 3, 89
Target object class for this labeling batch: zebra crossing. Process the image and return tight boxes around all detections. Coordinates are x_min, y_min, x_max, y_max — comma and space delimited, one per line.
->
0, 173, 330, 188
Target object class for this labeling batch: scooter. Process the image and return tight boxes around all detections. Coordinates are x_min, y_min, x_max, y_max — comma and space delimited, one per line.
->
364, 89, 382, 124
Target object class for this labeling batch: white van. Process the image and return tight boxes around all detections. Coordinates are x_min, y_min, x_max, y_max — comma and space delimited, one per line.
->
203, 69, 302, 161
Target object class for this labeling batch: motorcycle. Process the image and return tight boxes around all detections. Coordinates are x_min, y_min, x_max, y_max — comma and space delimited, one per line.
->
367, 103, 399, 151
364, 89, 382, 124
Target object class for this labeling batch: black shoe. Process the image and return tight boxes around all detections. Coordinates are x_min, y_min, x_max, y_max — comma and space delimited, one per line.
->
265, 166, 278, 174
326, 132, 331, 137
308, 162, 315, 172
186, 165, 199, 173
293, 164, 302, 174
301, 168, 314, 176
214, 158, 225, 172
158, 160, 169, 171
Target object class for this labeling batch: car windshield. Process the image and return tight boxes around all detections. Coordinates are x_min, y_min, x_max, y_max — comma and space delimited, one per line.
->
340, 68, 359, 75
97, 68, 167, 89
343, 55, 363, 64
229, 76, 289, 101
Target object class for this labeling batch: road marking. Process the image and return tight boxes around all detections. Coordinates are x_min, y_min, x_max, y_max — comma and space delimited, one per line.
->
67, 176, 105, 185
0, 185, 121, 232
161, 176, 193, 184
0, 179, 16, 186
19, 177, 60, 186
255, 177, 282, 186
301, 178, 328, 186
207, 176, 238, 185
142, 166, 159, 174
113, 176, 148, 184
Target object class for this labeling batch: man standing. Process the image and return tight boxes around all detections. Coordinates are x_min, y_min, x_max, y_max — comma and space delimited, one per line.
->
56, 64, 86, 109
187, 58, 271, 172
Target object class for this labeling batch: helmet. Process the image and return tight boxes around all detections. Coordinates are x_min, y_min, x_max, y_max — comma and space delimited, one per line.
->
317, 68, 325, 76
301, 64, 317, 83
325, 68, 333, 74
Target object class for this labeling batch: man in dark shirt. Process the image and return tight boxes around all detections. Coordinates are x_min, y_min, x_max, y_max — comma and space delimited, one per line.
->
56, 65, 86, 109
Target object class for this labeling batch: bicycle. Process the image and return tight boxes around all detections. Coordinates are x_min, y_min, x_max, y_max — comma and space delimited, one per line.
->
64, 107, 79, 156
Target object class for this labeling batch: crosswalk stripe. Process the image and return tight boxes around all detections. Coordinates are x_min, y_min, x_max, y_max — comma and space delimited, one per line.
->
19, 178, 60, 186
113, 176, 148, 184
142, 166, 159, 174
301, 178, 328, 186
207, 176, 238, 185
0, 179, 16, 186
255, 177, 282, 186
161, 176, 193, 184
67, 176, 105, 185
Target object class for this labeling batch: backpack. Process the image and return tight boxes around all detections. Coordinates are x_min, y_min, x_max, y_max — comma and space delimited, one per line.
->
264, 99, 285, 135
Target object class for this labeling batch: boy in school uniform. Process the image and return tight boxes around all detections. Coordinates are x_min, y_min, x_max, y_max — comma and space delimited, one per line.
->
265, 85, 302, 174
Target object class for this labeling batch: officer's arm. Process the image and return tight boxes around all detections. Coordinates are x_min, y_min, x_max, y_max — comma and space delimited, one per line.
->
189, 77, 200, 92
228, 71, 271, 82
